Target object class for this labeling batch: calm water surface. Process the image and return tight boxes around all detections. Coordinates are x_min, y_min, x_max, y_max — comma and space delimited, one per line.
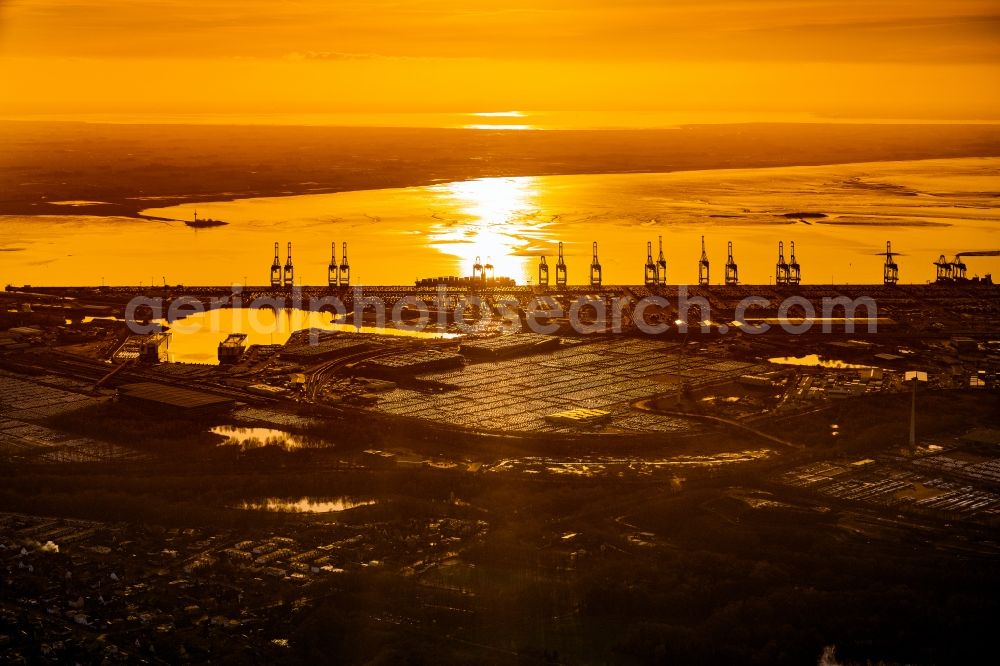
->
239, 497, 376, 513
159, 306, 454, 363
769, 354, 872, 369
3, 158, 997, 286
211, 426, 311, 450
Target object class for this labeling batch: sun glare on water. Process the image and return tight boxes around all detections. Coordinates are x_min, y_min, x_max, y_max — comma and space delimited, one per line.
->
463, 124, 534, 130
471, 111, 526, 117
427, 177, 549, 281
463, 110, 534, 130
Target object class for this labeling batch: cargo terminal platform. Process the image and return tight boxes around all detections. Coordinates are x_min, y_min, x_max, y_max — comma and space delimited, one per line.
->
7, 282, 1000, 337
2, 281, 998, 441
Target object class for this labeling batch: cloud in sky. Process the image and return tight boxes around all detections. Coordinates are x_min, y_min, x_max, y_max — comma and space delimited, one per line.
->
1, 0, 997, 120
3, 0, 998, 61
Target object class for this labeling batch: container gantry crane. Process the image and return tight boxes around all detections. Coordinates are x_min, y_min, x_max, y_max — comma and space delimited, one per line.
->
788, 241, 801, 285
933, 254, 952, 282
951, 255, 967, 280
339, 242, 350, 286
724, 241, 739, 285
656, 235, 667, 286
270, 242, 282, 287
880, 241, 899, 285
775, 241, 790, 285
328, 242, 339, 287
644, 241, 658, 286
282, 242, 294, 287
590, 241, 602, 286
556, 242, 568, 287
538, 255, 549, 287
698, 236, 710, 286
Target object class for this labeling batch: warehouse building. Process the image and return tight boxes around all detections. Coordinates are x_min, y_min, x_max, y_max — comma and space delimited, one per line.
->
117, 383, 235, 416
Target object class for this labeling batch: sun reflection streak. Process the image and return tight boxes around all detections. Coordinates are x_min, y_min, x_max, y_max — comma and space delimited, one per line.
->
470, 111, 526, 118
462, 124, 534, 130
427, 177, 549, 282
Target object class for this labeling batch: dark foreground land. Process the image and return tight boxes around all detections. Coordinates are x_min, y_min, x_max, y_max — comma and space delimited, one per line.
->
2, 121, 1000, 217
1, 281, 1000, 664
1, 390, 998, 665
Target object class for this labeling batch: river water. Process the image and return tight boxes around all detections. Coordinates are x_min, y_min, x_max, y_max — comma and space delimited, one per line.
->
2, 157, 997, 287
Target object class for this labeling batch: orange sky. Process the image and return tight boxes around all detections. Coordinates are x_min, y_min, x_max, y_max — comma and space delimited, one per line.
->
1, 0, 998, 124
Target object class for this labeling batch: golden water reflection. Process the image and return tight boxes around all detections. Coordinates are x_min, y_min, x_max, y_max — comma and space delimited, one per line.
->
426, 177, 549, 282
211, 426, 309, 450
769, 354, 872, 369
2, 158, 998, 286
158, 307, 455, 364
239, 497, 376, 513
462, 124, 534, 130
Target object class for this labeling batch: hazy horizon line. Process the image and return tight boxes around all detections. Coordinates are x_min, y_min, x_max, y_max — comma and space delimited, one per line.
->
3, 110, 1000, 131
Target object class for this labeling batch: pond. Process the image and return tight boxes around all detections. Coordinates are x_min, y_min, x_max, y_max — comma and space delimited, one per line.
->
237, 497, 376, 513
211, 425, 315, 451
769, 354, 872, 369
158, 306, 455, 364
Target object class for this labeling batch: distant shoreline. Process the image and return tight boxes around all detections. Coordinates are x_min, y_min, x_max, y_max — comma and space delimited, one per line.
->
1, 122, 999, 219
6, 156, 1000, 222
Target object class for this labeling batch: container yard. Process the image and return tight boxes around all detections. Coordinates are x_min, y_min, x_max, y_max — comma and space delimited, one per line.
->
779, 456, 1000, 524
371, 337, 761, 433
1, 278, 999, 663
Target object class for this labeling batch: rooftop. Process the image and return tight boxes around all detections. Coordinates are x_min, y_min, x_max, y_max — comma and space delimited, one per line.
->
118, 383, 235, 409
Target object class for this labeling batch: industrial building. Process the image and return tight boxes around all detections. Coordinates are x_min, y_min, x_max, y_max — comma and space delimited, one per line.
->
459, 333, 561, 359
359, 349, 464, 377
117, 383, 235, 415
279, 337, 369, 364
217, 333, 248, 363
545, 408, 612, 427
961, 428, 1000, 451
138, 333, 170, 363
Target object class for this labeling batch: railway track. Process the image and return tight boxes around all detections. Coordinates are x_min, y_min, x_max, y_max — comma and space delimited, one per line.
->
20, 350, 281, 407
303, 336, 462, 402
304, 348, 387, 402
